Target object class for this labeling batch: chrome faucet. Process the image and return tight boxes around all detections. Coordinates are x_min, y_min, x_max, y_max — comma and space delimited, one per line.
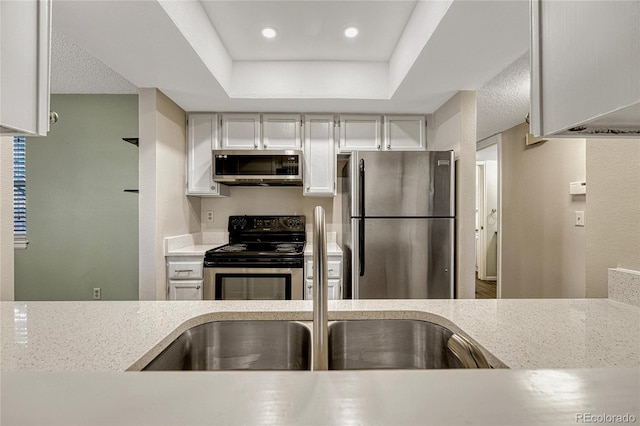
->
312, 206, 328, 370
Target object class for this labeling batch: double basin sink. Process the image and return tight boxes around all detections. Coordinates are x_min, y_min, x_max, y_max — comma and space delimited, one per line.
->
143, 319, 494, 371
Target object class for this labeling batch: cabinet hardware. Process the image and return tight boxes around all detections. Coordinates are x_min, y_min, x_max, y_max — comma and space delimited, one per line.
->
196, 286, 201, 290
377, 144, 381, 150
387, 144, 391, 149
176, 269, 194, 273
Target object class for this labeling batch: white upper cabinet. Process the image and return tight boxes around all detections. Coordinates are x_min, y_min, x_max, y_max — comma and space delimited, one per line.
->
262, 114, 302, 150
221, 113, 261, 149
186, 113, 230, 197
0, 0, 51, 136
338, 115, 382, 152
383, 116, 426, 150
530, 0, 640, 137
303, 115, 336, 197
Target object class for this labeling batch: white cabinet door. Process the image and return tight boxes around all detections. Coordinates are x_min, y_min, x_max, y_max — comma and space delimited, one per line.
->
530, 0, 640, 136
383, 116, 426, 151
186, 113, 230, 197
304, 256, 342, 299
0, 0, 51, 136
303, 115, 336, 197
304, 278, 341, 300
338, 115, 382, 153
169, 280, 203, 300
221, 114, 261, 150
262, 114, 302, 150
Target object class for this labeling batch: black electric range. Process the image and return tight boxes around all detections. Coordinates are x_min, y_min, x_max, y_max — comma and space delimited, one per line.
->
204, 215, 306, 268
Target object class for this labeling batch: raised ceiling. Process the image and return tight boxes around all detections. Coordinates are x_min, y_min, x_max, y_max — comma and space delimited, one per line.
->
202, 1, 417, 61
51, 0, 530, 114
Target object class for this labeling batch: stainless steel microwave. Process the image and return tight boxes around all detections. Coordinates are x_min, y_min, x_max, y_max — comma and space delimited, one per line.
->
212, 150, 303, 186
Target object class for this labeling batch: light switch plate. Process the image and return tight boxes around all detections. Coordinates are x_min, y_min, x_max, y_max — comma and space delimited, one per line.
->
575, 211, 585, 227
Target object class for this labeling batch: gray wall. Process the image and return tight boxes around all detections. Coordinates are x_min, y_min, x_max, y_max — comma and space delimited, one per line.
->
586, 138, 640, 297
501, 122, 586, 298
15, 95, 139, 301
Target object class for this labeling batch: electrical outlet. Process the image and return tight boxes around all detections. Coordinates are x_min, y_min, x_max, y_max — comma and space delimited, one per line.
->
575, 211, 585, 227
206, 210, 214, 222
93, 288, 101, 300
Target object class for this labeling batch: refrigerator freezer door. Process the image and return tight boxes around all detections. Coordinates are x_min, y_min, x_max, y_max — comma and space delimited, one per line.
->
352, 218, 454, 299
351, 151, 454, 217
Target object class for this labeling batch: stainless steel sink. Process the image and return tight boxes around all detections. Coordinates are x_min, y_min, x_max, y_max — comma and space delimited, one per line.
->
328, 319, 488, 370
143, 321, 311, 371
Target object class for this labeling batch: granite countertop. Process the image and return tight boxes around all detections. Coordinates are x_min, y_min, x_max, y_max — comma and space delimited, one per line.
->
164, 232, 227, 257
1, 299, 638, 372
2, 299, 639, 425
165, 231, 343, 257
3, 368, 638, 425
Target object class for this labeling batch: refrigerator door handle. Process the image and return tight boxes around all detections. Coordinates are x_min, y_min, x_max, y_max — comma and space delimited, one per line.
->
359, 159, 365, 276
358, 219, 365, 276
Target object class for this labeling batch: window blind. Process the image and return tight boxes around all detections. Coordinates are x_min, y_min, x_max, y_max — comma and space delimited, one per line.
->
13, 136, 27, 248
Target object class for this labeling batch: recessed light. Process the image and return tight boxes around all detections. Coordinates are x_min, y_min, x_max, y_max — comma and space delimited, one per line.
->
261, 27, 278, 39
344, 27, 359, 38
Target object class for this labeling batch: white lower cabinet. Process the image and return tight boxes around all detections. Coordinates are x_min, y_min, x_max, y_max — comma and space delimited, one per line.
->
304, 257, 342, 300
166, 256, 204, 300
169, 280, 203, 301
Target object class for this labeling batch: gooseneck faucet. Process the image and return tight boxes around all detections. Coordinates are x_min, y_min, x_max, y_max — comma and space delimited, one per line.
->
312, 206, 329, 370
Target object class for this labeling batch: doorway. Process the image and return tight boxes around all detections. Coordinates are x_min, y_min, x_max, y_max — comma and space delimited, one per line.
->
476, 135, 500, 298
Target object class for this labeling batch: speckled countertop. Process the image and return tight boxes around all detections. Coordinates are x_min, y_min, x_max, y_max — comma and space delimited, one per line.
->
1, 298, 638, 372
165, 231, 342, 257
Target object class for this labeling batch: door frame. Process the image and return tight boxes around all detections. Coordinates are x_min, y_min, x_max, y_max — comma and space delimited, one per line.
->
476, 134, 502, 298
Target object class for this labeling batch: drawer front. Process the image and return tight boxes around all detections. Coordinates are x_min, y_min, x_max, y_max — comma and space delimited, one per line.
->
168, 261, 203, 279
305, 260, 342, 279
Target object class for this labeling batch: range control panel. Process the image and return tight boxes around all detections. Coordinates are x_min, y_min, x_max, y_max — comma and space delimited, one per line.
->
228, 215, 306, 232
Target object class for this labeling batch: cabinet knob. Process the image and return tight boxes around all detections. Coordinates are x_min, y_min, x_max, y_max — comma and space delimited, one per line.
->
264, 143, 268, 148
387, 144, 391, 149
377, 144, 381, 150
254, 143, 258, 149
196, 286, 201, 290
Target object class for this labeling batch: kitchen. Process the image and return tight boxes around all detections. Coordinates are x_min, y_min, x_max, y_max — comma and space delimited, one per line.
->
1, 0, 640, 424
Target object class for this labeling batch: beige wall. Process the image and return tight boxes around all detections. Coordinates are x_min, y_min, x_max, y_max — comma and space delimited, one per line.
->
430, 91, 477, 299
501, 122, 586, 298
0, 136, 14, 301
586, 138, 640, 297
200, 184, 341, 243
139, 89, 200, 300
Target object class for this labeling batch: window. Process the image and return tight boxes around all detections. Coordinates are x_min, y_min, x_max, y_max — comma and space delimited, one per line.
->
13, 136, 27, 249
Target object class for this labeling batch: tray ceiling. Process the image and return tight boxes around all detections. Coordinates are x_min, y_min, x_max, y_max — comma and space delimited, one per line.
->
51, 0, 530, 114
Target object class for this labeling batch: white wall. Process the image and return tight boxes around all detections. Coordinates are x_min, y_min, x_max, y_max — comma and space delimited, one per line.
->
139, 89, 200, 300
0, 137, 15, 301
430, 91, 477, 299
586, 138, 640, 297
501, 122, 586, 298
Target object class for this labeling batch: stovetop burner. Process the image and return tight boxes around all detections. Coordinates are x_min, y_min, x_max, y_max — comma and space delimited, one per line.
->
204, 215, 306, 268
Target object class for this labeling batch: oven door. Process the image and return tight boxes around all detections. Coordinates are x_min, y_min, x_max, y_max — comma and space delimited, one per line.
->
204, 267, 303, 300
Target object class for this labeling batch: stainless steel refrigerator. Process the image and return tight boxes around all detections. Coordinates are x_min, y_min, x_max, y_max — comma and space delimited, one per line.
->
342, 151, 455, 299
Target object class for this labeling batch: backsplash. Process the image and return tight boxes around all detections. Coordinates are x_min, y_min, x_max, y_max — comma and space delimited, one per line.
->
199, 184, 343, 245
609, 268, 640, 307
